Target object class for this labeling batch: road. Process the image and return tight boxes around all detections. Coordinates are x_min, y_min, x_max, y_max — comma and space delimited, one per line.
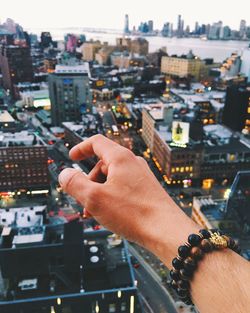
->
135, 266, 177, 313
128, 244, 178, 313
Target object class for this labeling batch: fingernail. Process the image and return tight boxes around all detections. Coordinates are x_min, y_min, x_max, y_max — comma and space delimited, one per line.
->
58, 168, 76, 186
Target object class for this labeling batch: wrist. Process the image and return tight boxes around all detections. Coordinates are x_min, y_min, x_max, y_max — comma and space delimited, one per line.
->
143, 196, 200, 268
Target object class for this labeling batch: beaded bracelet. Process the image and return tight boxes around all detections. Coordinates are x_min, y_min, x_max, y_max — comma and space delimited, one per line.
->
169, 229, 241, 305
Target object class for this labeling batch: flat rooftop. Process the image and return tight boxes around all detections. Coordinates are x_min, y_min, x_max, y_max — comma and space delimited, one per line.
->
54, 63, 90, 77
0, 130, 47, 147
0, 111, 15, 123
0, 205, 46, 228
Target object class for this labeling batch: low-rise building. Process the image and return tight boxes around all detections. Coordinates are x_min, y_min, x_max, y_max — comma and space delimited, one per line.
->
161, 51, 203, 80
81, 41, 102, 62
95, 45, 116, 65
0, 130, 49, 194
161, 51, 220, 81
142, 102, 250, 187
131, 37, 149, 55
111, 51, 131, 69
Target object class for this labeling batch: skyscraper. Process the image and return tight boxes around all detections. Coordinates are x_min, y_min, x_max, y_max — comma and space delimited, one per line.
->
148, 20, 154, 32
49, 62, 92, 126
0, 44, 34, 95
208, 21, 223, 39
177, 14, 184, 37
239, 19, 247, 38
124, 14, 130, 34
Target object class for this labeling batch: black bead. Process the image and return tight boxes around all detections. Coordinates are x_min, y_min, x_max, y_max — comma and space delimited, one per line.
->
188, 234, 202, 246
232, 243, 239, 252
170, 269, 180, 281
228, 238, 236, 249
177, 288, 188, 298
178, 245, 190, 258
180, 268, 194, 280
172, 257, 183, 270
199, 229, 211, 239
183, 260, 197, 272
178, 279, 190, 290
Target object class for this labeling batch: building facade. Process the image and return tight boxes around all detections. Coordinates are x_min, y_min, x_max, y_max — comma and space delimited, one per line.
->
131, 38, 149, 56
222, 85, 250, 133
81, 41, 102, 62
49, 64, 92, 126
0, 45, 33, 95
142, 104, 250, 187
161, 54, 203, 80
0, 131, 49, 194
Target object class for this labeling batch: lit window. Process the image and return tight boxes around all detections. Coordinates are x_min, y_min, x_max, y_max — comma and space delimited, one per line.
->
121, 302, 126, 312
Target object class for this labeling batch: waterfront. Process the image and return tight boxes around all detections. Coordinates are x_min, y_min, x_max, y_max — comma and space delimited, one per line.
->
29, 27, 249, 62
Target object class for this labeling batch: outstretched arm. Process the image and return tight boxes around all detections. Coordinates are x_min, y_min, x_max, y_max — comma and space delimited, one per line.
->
59, 135, 250, 313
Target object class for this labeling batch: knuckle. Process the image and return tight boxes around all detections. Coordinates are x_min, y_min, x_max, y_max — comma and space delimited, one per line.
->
114, 148, 135, 163
63, 170, 82, 192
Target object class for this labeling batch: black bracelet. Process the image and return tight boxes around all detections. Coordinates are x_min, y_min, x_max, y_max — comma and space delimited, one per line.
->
169, 229, 241, 305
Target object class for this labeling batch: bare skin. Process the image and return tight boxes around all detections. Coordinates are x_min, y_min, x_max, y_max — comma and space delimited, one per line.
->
59, 134, 250, 313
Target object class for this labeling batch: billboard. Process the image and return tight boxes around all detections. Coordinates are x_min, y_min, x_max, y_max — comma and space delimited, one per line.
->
172, 121, 190, 145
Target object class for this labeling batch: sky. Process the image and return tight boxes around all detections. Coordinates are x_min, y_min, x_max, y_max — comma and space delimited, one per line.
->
1, 0, 250, 31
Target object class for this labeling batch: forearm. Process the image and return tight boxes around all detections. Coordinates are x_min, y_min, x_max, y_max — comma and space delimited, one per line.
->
192, 249, 250, 313
144, 196, 250, 313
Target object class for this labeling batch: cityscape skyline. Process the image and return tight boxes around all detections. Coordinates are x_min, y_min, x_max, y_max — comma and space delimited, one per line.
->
1, 0, 249, 30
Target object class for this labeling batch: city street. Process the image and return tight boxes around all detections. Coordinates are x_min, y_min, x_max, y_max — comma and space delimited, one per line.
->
128, 244, 178, 313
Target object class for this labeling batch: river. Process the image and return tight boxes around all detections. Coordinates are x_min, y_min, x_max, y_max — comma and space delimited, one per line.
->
29, 27, 249, 62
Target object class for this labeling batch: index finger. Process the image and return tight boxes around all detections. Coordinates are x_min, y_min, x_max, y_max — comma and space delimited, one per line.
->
69, 134, 122, 164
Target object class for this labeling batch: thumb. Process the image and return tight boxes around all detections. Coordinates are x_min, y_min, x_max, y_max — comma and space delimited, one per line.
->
59, 168, 99, 207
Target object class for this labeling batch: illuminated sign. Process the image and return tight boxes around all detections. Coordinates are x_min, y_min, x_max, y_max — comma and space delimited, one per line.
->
172, 121, 190, 145
33, 98, 51, 109
96, 80, 105, 87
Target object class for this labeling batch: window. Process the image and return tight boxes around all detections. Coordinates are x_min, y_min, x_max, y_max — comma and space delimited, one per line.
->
121, 303, 126, 312
109, 304, 116, 312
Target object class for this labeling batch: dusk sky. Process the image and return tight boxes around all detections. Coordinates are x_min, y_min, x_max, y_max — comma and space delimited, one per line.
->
1, 0, 249, 30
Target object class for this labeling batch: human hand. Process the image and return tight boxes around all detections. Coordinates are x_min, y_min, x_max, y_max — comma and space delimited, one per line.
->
59, 134, 178, 249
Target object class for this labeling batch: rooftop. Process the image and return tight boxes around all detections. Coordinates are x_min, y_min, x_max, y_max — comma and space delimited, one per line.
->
0, 111, 15, 123
54, 63, 90, 77
0, 205, 46, 228
63, 114, 101, 139
0, 131, 44, 147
